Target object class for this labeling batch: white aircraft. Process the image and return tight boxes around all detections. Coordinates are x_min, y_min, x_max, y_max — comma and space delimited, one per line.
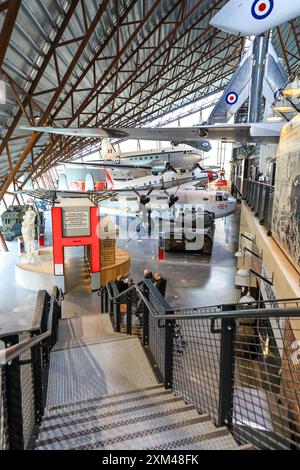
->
210, 0, 300, 37
94, 139, 211, 173
104, 166, 218, 192
102, 186, 237, 221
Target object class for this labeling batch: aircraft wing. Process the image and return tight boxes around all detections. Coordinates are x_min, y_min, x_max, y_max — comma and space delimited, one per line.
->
210, 0, 300, 37
63, 161, 153, 170
21, 122, 284, 145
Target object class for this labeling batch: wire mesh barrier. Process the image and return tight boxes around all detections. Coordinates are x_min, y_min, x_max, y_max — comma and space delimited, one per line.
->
242, 180, 275, 234
100, 279, 172, 383
163, 300, 300, 450
101, 282, 300, 449
0, 287, 61, 449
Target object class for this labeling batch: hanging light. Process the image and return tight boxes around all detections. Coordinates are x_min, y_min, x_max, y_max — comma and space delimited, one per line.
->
239, 291, 256, 303
272, 98, 295, 114
236, 267, 250, 277
234, 249, 245, 258
282, 77, 300, 98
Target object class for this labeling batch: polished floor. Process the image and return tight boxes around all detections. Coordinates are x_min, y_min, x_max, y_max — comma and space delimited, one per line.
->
0, 209, 240, 334
118, 211, 240, 309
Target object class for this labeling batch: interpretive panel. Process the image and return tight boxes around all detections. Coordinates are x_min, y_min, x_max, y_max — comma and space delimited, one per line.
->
62, 207, 90, 237
272, 116, 300, 272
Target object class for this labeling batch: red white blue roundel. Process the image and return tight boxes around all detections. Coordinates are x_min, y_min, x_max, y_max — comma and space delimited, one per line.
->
226, 92, 238, 105
251, 0, 274, 20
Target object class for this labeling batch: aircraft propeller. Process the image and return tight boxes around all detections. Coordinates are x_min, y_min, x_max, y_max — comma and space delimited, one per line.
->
192, 162, 205, 171
164, 186, 179, 208
133, 186, 154, 206
162, 161, 177, 174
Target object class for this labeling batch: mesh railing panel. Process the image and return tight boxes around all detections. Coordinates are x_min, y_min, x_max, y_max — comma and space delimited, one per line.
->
19, 332, 36, 450
172, 317, 222, 423
231, 316, 300, 450
148, 310, 166, 381
0, 366, 9, 450
242, 180, 275, 233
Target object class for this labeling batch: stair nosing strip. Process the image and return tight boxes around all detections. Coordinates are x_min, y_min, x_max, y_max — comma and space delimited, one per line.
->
147, 427, 235, 450
53, 335, 134, 351
46, 384, 163, 413
45, 389, 169, 419
68, 415, 207, 451
36, 405, 201, 448
41, 397, 185, 432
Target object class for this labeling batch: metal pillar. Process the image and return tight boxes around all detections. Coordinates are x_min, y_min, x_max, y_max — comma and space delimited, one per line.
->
248, 34, 270, 123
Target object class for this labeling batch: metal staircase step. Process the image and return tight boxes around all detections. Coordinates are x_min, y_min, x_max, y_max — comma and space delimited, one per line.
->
53, 333, 130, 351
79, 415, 217, 450
35, 408, 208, 450
46, 337, 158, 408
149, 427, 240, 450
40, 394, 182, 431
57, 314, 114, 340
36, 402, 197, 447
44, 384, 166, 418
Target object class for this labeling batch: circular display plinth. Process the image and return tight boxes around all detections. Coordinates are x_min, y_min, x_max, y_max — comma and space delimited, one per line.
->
100, 248, 131, 286
15, 247, 55, 292
15, 246, 131, 291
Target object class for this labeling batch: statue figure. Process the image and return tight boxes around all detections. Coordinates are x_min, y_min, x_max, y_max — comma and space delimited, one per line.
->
21, 207, 36, 263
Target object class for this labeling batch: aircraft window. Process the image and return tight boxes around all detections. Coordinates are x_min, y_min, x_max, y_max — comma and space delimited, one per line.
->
216, 195, 223, 201
203, 198, 209, 201
157, 196, 168, 200
156, 156, 159, 158
172, 177, 175, 180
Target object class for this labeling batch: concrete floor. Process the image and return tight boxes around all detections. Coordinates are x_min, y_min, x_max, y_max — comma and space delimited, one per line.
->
0, 209, 240, 335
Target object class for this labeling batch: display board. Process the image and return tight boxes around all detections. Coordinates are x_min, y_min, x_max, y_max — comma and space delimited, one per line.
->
62, 206, 90, 237
272, 116, 300, 272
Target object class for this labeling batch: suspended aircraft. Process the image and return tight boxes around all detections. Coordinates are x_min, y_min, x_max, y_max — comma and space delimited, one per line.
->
210, 0, 300, 37
207, 38, 287, 124
103, 165, 218, 192
21, 121, 284, 147
92, 138, 211, 173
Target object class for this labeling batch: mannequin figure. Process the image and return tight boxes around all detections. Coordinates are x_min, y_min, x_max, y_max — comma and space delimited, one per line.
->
21, 207, 36, 263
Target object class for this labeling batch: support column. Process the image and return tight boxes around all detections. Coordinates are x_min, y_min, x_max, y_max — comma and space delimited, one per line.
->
248, 34, 270, 123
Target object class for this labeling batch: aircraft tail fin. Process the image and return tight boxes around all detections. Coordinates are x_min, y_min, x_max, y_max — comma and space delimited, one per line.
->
105, 169, 115, 190
100, 138, 118, 160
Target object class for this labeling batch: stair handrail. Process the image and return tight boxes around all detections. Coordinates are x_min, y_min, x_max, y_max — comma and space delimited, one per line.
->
156, 305, 300, 322
0, 286, 62, 365
100, 279, 173, 315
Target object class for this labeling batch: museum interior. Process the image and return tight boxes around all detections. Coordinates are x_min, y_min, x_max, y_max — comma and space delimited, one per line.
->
0, 0, 300, 453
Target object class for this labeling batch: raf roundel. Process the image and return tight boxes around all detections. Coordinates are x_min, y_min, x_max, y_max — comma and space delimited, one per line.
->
251, 0, 274, 20
226, 92, 238, 105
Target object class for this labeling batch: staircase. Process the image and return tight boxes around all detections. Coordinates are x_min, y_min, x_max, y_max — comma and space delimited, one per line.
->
35, 314, 250, 450
35, 385, 248, 450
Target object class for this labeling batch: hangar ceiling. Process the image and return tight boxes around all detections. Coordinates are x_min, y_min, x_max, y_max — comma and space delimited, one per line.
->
0, 0, 299, 200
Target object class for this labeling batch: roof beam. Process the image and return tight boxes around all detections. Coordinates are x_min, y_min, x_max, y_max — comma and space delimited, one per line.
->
0, 0, 21, 68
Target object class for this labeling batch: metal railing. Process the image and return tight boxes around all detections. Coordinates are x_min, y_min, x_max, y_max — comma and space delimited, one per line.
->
241, 180, 275, 235
100, 282, 300, 450
0, 287, 62, 450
